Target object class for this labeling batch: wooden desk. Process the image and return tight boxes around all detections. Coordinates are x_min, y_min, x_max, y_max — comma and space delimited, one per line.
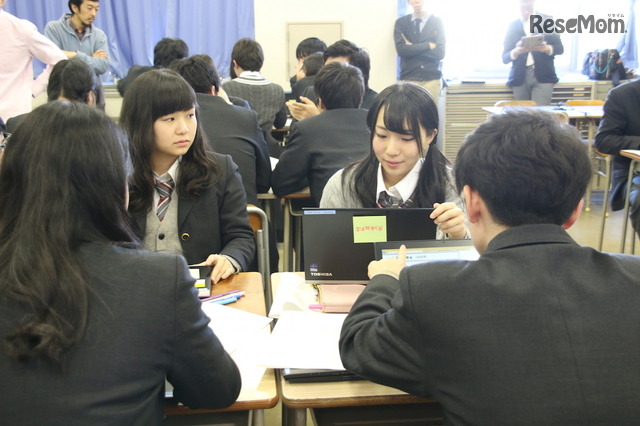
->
165, 272, 277, 426
619, 150, 640, 254
271, 273, 439, 426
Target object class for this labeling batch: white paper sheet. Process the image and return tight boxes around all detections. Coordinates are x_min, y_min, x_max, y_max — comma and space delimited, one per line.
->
258, 310, 347, 370
268, 272, 317, 318
201, 302, 273, 354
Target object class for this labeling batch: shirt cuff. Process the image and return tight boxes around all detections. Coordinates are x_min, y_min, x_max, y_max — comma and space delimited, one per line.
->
221, 255, 241, 273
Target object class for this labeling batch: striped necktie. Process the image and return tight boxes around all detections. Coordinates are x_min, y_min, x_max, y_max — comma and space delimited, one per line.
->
377, 191, 415, 208
154, 173, 175, 221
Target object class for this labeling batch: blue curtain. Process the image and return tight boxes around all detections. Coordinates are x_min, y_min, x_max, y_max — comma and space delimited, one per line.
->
5, 0, 254, 80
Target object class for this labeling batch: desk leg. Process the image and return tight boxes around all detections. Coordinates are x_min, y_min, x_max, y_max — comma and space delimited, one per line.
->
250, 409, 264, 426
621, 161, 635, 253
282, 405, 307, 426
585, 119, 596, 212
283, 199, 293, 272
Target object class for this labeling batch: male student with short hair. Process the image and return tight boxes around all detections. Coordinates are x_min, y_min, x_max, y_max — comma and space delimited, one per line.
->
340, 109, 640, 424
272, 62, 370, 205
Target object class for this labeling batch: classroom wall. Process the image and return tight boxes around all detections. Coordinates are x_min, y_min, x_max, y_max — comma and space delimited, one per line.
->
254, 0, 399, 93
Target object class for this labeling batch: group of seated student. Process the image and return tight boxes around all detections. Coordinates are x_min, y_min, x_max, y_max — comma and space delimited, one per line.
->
287, 39, 378, 122
289, 36, 327, 91
339, 109, 640, 424
6, 57, 104, 133
0, 101, 241, 424
272, 61, 371, 206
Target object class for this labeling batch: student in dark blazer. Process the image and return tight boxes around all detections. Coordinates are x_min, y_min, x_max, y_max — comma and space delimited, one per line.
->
272, 62, 370, 206
595, 79, 640, 238
121, 69, 255, 284
0, 102, 241, 425
169, 54, 271, 206
502, 0, 563, 105
340, 109, 640, 424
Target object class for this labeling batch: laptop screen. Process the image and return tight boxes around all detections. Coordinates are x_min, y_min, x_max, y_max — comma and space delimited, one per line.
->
374, 239, 479, 266
302, 208, 437, 283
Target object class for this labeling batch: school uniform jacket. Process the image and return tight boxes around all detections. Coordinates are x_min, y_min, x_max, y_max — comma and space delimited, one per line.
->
502, 14, 564, 87
340, 224, 640, 425
131, 153, 256, 271
594, 79, 640, 211
196, 93, 271, 206
0, 242, 241, 425
394, 14, 446, 82
271, 108, 370, 206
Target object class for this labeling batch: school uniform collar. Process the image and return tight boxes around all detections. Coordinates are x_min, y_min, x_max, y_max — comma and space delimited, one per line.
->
376, 158, 423, 203
154, 157, 181, 183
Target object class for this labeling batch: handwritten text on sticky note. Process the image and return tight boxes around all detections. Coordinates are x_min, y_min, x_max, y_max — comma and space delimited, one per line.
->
353, 216, 387, 243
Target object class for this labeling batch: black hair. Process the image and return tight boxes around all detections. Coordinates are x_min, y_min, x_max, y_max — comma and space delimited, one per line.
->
455, 109, 591, 226
119, 69, 218, 215
231, 38, 264, 74
47, 58, 105, 111
153, 38, 189, 68
68, 0, 97, 14
295, 37, 327, 59
301, 52, 324, 78
0, 101, 134, 369
314, 62, 364, 110
169, 54, 220, 94
343, 83, 449, 207
323, 39, 371, 89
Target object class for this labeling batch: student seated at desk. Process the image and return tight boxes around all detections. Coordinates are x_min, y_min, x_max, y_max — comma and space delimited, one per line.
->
320, 83, 467, 239
120, 69, 255, 284
340, 109, 640, 424
0, 102, 241, 425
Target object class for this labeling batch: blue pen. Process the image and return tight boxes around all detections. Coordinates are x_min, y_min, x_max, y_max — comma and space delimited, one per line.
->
212, 296, 238, 305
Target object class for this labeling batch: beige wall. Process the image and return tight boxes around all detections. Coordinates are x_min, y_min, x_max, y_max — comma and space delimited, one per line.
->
254, 0, 399, 93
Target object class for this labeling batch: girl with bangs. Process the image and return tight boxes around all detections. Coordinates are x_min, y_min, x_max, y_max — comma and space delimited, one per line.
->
121, 69, 255, 283
320, 83, 468, 239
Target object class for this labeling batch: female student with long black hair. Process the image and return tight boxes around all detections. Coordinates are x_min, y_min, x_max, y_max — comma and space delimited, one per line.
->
0, 102, 241, 424
120, 69, 255, 283
320, 83, 468, 239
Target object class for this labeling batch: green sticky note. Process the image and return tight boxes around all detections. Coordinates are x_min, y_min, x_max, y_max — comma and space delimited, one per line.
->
352, 216, 387, 243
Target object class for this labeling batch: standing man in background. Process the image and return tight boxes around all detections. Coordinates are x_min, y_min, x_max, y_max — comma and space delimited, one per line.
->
394, 0, 445, 103
0, 0, 65, 121
502, 0, 563, 105
45, 0, 110, 76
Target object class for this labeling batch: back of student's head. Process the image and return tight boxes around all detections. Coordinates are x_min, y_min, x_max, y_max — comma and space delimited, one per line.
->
301, 52, 324, 78
169, 54, 221, 94
120, 69, 215, 213
314, 62, 364, 110
455, 109, 591, 226
0, 101, 134, 368
47, 58, 105, 111
323, 39, 371, 89
296, 37, 327, 60
231, 38, 264, 72
153, 37, 189, 68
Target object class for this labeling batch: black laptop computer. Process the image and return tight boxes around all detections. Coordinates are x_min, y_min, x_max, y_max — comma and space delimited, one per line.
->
302, 208, 437, 284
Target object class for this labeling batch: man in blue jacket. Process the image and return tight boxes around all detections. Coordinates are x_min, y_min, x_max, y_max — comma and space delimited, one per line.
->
45, 0, 109, 76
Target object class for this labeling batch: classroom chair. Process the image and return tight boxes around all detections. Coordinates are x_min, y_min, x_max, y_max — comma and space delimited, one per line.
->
247, 204, 272, 310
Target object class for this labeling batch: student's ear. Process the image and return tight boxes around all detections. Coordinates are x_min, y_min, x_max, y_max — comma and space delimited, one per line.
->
562, 199, 584, 229
87, 90, 96, 106
317, 97, 326, 111
463, 185, 481, 224
71, 4, 80, 15
423, 129, 438, 150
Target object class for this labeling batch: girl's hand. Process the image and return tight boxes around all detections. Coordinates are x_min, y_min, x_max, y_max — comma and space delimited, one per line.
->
431, 203, 468, 239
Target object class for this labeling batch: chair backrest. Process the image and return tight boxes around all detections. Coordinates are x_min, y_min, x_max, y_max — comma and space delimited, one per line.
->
494, 100, 537, 107
564, 99, 605, 106
247, 204, 272, 310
